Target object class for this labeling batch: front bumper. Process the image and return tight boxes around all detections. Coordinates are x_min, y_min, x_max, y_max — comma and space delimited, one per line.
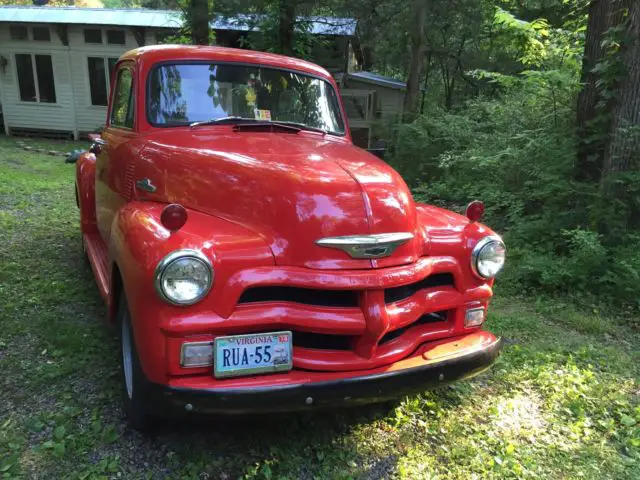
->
147, 331, 501, 415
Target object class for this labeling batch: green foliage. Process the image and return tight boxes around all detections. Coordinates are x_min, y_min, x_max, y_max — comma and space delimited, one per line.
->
234, 1, 319, 59
157, 0, 216, 45
384, 22, 638, 307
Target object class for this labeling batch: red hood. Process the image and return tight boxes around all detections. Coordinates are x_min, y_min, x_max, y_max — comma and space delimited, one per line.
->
135, 130, 420, 269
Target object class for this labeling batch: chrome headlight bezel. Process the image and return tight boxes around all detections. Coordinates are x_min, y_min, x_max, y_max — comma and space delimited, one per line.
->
154, 249, 213, 306
471, 236, 506, 279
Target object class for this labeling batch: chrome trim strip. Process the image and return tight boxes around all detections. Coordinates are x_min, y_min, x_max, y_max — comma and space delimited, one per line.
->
470, 235, 505, 279
154, 249, 213, 306
315, 232, 414, 259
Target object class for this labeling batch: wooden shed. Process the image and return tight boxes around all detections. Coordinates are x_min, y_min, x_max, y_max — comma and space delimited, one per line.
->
337, 71, 409, 148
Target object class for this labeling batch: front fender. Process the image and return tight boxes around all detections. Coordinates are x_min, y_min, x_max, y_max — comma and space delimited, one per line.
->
415, 203, 499, 292
108, 202, 274, 381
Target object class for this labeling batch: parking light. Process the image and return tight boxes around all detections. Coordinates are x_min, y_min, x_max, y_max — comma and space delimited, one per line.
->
181, 341, 214, 367
465, 307, 486, 327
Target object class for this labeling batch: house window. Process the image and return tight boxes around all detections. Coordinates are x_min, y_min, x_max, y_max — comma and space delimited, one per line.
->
16, 55, 36, 102
35, 55, 56, 103
15, 54, 56, 103
110, 68, 134, 128
87, 57, 119, 106
108, 58, 118, 77
32, 27, 50, 42
84, 29, 102, 44
106, 30, 125, 45
10, 26, 28, 40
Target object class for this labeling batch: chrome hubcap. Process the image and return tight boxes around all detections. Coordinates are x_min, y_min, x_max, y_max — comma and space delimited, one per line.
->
121, 318, 133, 399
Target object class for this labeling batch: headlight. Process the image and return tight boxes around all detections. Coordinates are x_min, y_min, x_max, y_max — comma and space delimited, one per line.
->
471, 236, 506, 279
155, 250, 213, 305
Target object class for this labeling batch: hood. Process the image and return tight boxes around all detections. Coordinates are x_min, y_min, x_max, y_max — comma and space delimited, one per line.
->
135, 130, 420, 269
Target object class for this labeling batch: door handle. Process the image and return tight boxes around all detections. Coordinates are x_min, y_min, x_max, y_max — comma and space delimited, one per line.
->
135, 178, 157, 193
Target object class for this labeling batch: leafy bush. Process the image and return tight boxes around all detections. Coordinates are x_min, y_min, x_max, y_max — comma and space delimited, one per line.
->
390, 74, 640, 308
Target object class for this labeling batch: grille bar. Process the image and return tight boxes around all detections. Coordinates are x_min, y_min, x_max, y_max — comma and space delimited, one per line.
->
380, 311, 449, 344
238, 286, 359, 307
383, 273, 455, 304
238, 273, 455, 307
293, 331, 354, 350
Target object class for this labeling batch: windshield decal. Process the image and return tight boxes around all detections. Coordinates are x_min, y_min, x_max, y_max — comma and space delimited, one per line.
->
254, 109, 272, 121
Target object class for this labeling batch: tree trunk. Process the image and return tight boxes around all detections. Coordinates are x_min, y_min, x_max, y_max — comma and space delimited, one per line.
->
420, 51, 432, 114
278, 0, 297, 56
576, 0, 612, 181
403, 0, 427, 122
603, 0, 640, 177
189, 0, 210, 45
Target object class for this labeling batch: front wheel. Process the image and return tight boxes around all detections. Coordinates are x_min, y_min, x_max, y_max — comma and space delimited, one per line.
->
117, 293, 156, 432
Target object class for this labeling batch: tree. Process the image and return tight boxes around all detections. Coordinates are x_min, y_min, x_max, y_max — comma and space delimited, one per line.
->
187, 0, 212, 45
276, 0, 297, 56
602, 0, 640, 178
576, 0, 613, 181
403, 0, 427, 122
577, 0, 640, 182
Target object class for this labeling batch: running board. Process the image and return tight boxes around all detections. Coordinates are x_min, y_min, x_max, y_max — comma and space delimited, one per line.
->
84, 233, 110, 301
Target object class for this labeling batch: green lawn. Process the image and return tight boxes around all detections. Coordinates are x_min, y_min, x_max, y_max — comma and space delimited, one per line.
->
0, 135, 638, 479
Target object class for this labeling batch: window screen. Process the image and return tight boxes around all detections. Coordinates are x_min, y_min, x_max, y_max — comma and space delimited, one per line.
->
84, 29, 102, 44
16, 54, 36, 102
108, 58, 118, 80
10, 26, 28, 40
106, 30, 125, 45
88, 57, 108, 106
33, 27, 50, 41
35, 55, 56, 103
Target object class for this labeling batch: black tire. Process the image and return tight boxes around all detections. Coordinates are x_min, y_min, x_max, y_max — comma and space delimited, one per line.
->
116, 293, 156, 432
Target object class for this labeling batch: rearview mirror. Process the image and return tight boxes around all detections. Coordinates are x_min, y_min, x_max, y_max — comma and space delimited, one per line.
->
88, 133, 103, 155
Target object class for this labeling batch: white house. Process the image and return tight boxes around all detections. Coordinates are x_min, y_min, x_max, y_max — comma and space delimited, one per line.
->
0, 5, 356, 139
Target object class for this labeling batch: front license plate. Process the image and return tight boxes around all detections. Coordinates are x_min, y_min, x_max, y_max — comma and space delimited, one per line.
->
214, 331, 292, 379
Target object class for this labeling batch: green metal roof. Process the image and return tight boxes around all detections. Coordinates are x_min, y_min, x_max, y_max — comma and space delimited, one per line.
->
0, 6, 356, 36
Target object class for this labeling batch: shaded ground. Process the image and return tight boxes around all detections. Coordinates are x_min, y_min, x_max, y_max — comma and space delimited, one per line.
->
0, 136, 638, 479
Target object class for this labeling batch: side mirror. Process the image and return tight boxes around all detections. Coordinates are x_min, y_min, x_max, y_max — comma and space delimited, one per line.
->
88, 133, 105, 155
367, 148, 386, 160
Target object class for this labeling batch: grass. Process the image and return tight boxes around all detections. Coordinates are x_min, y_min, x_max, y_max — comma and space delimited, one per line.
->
0, 134, 638, 479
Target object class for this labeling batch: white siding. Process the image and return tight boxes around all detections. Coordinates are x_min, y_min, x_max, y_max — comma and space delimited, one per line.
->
0, 23, 76, 134
0, 23, 162, 137
68, 25, 153, 134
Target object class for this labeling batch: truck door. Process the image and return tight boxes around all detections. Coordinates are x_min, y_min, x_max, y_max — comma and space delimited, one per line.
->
95, 63, 136, 242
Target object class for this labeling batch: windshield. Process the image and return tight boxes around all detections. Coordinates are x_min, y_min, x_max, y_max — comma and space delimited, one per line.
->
147, 63, 345, 134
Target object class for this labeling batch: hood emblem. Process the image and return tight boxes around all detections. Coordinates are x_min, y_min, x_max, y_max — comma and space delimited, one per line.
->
316, 232, 414, 259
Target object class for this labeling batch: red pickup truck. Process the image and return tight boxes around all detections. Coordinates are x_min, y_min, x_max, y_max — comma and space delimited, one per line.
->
75, 45, 505, 430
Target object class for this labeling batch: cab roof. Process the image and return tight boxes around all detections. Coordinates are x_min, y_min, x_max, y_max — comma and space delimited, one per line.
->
120, 45, 333, 81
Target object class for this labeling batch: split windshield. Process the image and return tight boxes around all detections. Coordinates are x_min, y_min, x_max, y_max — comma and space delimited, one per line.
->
147, 63, 346, 134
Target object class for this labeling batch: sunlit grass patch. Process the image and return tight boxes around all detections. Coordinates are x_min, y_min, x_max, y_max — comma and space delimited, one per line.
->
0, 135, 638, 479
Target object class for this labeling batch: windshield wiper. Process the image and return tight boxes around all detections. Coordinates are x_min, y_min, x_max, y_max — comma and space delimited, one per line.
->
190, 117, 329, 135
270, 121, 327, 135
190, 116, 257, 128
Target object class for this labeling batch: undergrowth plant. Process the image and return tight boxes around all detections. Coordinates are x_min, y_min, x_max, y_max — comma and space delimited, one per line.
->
386, 11, 640, 309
